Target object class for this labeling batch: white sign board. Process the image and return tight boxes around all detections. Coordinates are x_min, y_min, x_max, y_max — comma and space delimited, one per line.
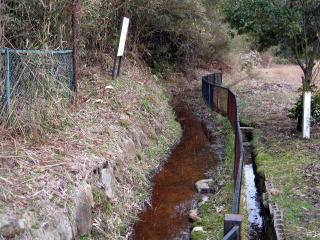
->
117, 17, 130, 57
302, 91, 311, 139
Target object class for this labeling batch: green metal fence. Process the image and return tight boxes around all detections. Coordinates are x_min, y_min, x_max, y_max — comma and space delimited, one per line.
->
0, 48, 75, 123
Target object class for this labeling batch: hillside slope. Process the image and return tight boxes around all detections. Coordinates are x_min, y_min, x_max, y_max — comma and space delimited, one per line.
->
0, 61, 181, 240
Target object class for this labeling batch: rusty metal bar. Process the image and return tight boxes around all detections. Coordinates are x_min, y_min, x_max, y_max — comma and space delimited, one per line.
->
112, 56, 119, 80
71, 0, 79, 102
117, 56, 123, 77
232, 123, 244, 214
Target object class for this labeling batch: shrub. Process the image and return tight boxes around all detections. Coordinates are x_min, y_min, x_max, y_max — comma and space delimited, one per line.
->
270, 46, 296, 64
240, 50, 261, 72
1, 0, 232, 73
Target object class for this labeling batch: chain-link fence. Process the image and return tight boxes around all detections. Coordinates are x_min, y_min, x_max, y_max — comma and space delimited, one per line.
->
0, 49, 75, 125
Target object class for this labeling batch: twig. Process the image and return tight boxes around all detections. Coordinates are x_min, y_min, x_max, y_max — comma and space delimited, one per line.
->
43, 163, 65, 168
0, 176, 13, 184
0, 155, 27, 158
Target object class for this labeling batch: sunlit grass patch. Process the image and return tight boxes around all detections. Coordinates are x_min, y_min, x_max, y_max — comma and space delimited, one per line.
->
254, 134, 320, 239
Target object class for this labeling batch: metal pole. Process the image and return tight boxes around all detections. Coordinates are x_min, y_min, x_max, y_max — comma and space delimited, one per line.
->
112, 17, 129, 80
6, 49, 11, 114
117, 56, 122, 77
112, 18, 124, 80
112, 56, 119, 80
71, 0, 79, 103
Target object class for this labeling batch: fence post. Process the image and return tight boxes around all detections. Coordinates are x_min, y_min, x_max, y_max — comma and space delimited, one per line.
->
112, 17, 130, 80
71, 0, 79, 103
224, 214, 243, 240
112, 55, 119, 80
5, 49, 11, 114
209, 82, 211, 106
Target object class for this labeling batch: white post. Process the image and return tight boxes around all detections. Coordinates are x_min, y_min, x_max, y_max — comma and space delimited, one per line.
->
112, 17, 130, 79
117, 17, 130, 57
302, 91, 311, 139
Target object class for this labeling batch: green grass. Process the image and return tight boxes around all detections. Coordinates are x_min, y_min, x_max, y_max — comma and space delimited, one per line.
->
191, 231, 207, 240
253, 133, 320, 240
80, 237, 89, 240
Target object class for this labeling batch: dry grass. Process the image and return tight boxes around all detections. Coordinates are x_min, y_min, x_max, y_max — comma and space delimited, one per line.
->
0, 60, 181, 239
0, 52, 73, 137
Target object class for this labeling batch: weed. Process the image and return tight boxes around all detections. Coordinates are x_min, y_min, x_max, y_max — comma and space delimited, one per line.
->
80, 237, 89, 240
190, 230, 207, 240
31, 224, 40, 230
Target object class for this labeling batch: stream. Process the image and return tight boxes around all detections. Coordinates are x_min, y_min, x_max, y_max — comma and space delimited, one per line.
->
243, 130, 269, 240
133, 98, 219, 240
132, 98, 270, 240
244, 163, 265, 239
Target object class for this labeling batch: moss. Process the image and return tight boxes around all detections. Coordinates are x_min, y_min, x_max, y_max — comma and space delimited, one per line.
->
255, 152, 273, 175
80, 237, 89, 240
191, 230, 207, 240
240, 116, 258, 127
31, 224, 41, 230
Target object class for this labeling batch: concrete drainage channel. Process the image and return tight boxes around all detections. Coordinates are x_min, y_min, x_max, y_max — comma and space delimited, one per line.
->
242, 127, 282, 240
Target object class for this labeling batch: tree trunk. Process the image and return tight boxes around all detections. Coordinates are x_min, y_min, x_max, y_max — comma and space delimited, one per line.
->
297, 63, 313, 134
302, 66, 313, 91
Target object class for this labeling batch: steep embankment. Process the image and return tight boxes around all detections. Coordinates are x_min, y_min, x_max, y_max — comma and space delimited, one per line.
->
0, 61, 181, 239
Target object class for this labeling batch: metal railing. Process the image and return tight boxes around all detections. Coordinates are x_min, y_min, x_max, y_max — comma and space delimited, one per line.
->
202, 72, 244, 240
0, 48, 75, 122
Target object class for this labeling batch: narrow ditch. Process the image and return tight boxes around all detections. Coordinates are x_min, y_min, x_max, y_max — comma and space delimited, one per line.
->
132, 95, 277, 240
132, 97, 220, 240
242, 128, 277, 240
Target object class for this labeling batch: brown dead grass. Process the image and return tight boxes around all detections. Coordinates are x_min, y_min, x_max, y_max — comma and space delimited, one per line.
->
0, 60, 181, 239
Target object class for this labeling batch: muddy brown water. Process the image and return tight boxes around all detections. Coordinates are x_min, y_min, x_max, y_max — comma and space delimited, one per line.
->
133, 99, 219, 240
